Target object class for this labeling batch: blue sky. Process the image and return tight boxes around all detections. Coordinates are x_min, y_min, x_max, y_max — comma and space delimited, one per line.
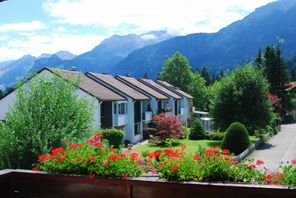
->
0, 0, 275, 62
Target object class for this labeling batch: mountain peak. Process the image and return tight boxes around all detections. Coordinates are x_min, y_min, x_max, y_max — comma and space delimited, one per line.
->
54, 51, 76, 60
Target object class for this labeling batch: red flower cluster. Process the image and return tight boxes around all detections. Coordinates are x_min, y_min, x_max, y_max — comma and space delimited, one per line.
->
264, 173, 285, 185
172, 165, 178, 172
51, 147, 64, 156
164, 149, 180, 157
69, 143, 84, 150
193, 155, 200, 161
87, 133, 104, 147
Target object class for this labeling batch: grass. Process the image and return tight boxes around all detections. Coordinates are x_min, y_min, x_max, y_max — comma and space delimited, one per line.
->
133, 136, 259, 156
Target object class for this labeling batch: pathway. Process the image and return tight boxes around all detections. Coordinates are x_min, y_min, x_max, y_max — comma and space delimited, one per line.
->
249, 124, 296, 172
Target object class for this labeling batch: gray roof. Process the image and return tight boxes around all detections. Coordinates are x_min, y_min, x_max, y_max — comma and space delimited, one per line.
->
139, 78, 182, 100
116, 76, 168, 100
87, 72, 149, 100
156, 80, 194, 99
47, 68, 125, 101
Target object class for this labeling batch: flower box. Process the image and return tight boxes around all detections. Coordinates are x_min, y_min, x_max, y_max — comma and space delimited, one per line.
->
0, 169, 295, 198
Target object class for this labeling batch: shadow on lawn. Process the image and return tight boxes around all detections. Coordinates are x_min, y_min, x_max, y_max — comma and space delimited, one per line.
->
205, 141, 221, 148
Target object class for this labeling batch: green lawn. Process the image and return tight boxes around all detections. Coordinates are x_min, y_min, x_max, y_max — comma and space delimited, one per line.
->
133, 136, 259, 156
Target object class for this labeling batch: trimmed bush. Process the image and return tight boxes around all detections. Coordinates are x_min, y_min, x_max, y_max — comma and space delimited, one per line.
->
221, 122, 250, 155
101, 128, 124, 148
189, 119, 205, 140
206, 132, 224, 140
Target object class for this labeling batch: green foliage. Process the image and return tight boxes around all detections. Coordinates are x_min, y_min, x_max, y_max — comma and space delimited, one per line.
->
0, 76, 94, 169
189, 119, 205, 140
0, 89, 3, 99
262, 46, 291, 111
206, 132, 225, 140
221, 122, 250, 155
152, 147, 266, 183
279, 160, 296, 186
211, 65, 273, 132
159, 52, 193, 92
101, 128, 124, 148
188, 72, 210, 111
36, 133, 144, 178
158, 52, 210, 111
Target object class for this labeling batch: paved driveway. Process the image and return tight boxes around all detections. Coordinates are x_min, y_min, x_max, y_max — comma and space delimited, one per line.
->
249, 124, 296, 172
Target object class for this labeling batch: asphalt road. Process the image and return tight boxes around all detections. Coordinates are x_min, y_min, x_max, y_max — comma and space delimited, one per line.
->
249, 124, 296, 172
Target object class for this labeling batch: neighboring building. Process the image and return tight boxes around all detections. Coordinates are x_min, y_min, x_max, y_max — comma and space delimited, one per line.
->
138, 78, 183, 118
155, 80, 193, 123
0, 67, 194, 143
0, 68, 126, 130
86, 72, 150, 143
115, 75, 169, 119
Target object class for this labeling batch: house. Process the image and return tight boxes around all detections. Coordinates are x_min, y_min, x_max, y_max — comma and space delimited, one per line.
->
138, 78, 183, 118
0, 68, 126, 130
86, 72, 150, 143
155, 80, 194, 123
0, 67, 194, 143
115, 75, 169, 121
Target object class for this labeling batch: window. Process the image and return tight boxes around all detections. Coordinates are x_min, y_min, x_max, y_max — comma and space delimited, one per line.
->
118, 103, 126, 114
114, 103, 117, 114
134, 123, 141, 135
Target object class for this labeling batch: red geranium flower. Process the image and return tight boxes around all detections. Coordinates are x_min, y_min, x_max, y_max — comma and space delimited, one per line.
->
32, 167, 39, 171
291, 159, 296, 165
102, 160, 108, 166
38, 154, 50, 162
87, 156, 95, 162
248, 164, 256, 169
51, 147, 64, 156
69, 143, 84, 149
256, 160, 264, 166
150, 168, 157, 174
172, 165, 178, 172
88, 173, 95, 180
122, 173, 129, 179
193, 155, 200, 161
222, 149, 230, 155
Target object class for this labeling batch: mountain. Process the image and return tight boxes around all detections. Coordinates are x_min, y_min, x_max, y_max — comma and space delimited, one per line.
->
61, 31, 173, 72
30, 51, 76, 73
55, 51, 76, 60
114, 0, 296, 78
0, 55, 36, 88
0, 31, 172, 88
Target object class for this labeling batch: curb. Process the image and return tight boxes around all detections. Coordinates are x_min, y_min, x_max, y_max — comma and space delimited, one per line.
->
235, 131, 273, 163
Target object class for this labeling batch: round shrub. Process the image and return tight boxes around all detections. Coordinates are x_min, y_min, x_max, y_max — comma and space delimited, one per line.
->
189, 119, 205, 140
101, 128, 124, 148
206, 132, 224, 140
221, 122, 250, 155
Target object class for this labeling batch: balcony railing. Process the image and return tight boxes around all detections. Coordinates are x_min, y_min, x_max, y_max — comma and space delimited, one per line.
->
0, 170, 295, 198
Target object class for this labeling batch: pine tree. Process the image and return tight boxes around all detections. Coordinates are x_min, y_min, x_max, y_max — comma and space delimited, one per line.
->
255, 49, 264, 69
0, 89, 3, 99
201, 67, 211, 85
143, 73, 149, 79
262, 45, 291, 112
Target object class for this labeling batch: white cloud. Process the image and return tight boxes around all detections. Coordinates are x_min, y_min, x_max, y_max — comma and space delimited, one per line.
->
0, 21, 46, 32
0, 33, 106, 62
43, 0, 275, 35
